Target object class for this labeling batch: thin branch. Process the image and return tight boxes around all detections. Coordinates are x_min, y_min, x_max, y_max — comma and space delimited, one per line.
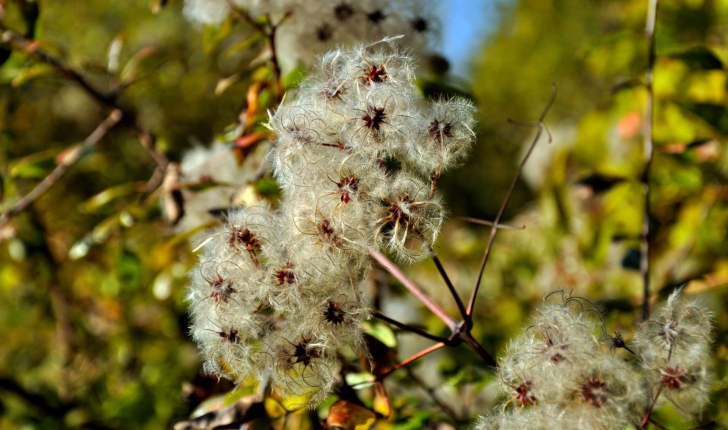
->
647, 417, 669, 430
429, 249, 468, 321
376, 342, 446, 381
372, 311, 450, 344
466, 84, 557, 321
456, 216, 526, 230
225, 1, 266, 33
266, 12, 290, 99
641, 383, 664, 429
405, 368, 462, 424
0, 110, 123, 227
368, 246, 458, 331
641, 0, 659, 321
1, 27, 115, 107
0, 27, 169, 180
457, 331, 497, 367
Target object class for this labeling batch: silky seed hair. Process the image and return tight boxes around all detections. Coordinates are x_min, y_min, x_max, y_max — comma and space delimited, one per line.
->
183, 0, 441, 67
633, 289, 713, 418
484, 294, 644, 430
188, 39, 476, 405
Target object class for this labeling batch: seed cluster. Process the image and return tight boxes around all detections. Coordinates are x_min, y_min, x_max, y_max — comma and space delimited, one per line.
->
183, 0, 440, 66
478, 290, 713, 429
188, 40, 476, 405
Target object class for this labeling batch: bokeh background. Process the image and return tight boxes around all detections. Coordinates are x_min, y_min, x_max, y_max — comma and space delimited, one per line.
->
1, 0, 726, 428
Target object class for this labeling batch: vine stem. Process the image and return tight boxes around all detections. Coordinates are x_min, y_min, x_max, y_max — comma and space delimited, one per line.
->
371, 311, 450, 344
640, 383, 664, 428
225, 3, 287, 100
641, 0, 659, 321
429, 249, 468, 321
368, 246, 458, 331
466, 84, 556, 323
375, 342, 446, 381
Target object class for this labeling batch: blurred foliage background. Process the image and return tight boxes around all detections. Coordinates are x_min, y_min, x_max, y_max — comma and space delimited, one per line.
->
0, 0, 726, 429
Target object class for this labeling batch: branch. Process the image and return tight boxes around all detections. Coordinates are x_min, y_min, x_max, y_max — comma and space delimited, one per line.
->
640, 383, 664, 429
456, 216, 526, 230
457, 331, 497, 367
372, 311, 450, 344
0, 28, 115, 107
0, 27, 169, 184
368, 246, 458, 331
429, 249, 468, 321
466, 84, 557, 321
375, 342, 446, 381
0, 110, 123, 227
641, 0, 659, 321
266, 12, 290, 99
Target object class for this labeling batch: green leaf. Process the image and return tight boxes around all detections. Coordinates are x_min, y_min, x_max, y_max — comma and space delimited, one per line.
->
254, 178, 281, 200
9, 149, 57, 179
11, 63, 56, 87
669, 47, 724, 71
281, 66, 307, 90
202, 19, 233, 54
78, 182, 145, 213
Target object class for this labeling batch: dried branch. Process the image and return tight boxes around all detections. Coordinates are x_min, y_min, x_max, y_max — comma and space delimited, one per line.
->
456, 216, 526, 230
429, 249, 468, 321
372, 311, 450, 344
0, 26, 169, 196
368, 246, 458, 331
375, 342, 446, 381
466, 84, 557, 323
0, 110, 123, 227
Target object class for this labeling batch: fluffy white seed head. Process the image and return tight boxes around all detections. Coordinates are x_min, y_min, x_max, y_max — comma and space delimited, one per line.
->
633, 289, 713, 418
189, 40, 475, 405
488, 294, 645, 429
183, 0, 441, 67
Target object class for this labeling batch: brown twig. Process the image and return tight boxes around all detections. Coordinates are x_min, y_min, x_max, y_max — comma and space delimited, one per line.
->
1, 27, 115, 106
368, 246, 458, 331
0, 27, 169, 207
647, 417, 669, 430
372, 311, 450, 344
456, 216, 526, 230
375, 342, 446, 381
641, 0, 659, 321
225, 1, 266, 33
466, 84, 557, 322
266, 12, 290, 99
641, 383, 664, 428
429, 249, 468, 321
0, 110, 123, 227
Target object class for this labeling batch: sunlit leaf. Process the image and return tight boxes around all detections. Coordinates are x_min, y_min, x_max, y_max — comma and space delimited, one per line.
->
120, 46, 158, 85
79, 182, 146, 213
8, 149, 57, 179
324, 400, 376, 430
11, 63, 55, 87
